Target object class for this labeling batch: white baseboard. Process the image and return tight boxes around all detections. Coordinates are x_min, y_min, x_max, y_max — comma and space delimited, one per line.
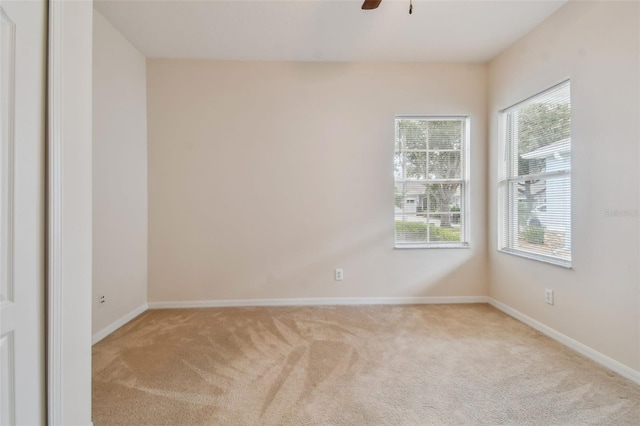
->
488, 298, 640, 386
92, 303, 148, 345
148, 296, 489, 309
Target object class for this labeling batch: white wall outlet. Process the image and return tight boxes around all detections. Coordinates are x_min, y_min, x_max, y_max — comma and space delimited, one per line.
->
545, 289, 554, 305
99, 293, 106, 307
335, 268, 344, 281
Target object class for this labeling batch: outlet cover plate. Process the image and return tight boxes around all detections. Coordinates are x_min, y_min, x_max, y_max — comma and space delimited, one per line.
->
545, 289, 554, 305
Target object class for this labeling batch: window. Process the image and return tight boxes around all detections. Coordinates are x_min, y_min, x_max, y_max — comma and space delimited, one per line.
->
498, 81, 571, 266
394, 117, 469, 248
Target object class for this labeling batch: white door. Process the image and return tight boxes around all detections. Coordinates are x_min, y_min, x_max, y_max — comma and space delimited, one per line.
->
0, 0, 46, 424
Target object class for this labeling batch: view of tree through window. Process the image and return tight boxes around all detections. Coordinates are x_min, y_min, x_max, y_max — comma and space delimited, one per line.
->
499, 81, 571, 264
394, 117, 468, 247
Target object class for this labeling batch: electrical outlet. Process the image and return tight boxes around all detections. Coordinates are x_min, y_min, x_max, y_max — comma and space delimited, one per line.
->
99, 293, 106, 307
335, 268, 344, 281
545, 289, 554, 305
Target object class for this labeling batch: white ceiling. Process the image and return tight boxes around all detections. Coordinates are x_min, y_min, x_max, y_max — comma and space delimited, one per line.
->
94, 0, 568, 63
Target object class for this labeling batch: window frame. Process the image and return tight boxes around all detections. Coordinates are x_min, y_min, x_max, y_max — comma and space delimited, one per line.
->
394, 115, 471, 249
497, 80, 572, 267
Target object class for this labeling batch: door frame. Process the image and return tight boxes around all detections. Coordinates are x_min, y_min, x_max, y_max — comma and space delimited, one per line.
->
47, 1, 93, 425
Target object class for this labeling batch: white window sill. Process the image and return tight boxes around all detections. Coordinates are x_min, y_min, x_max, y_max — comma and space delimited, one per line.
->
498, 248, 572, 269
395, 243, 470, 250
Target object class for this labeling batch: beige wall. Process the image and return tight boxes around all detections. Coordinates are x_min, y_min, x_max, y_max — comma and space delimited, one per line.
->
92, 11, 148, 335
488, 1, 640, 370
147, 60, 488, 302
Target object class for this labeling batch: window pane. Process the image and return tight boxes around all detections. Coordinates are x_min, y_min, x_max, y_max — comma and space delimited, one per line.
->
404, 152, 427, 180
396, 119, 427, 150
428, 215, 462, 242
429, 151, 461, 179
395, 220, 428, 243
428, 120, 463, 150
426, 183, 462, 213
395, 182, 427, 216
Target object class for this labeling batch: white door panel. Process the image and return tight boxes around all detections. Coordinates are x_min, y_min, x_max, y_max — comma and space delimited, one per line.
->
0, 332, 14, 425
0, 1, 46, 425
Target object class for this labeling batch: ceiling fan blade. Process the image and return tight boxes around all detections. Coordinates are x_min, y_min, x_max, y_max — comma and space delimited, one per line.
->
362, 0, 382, 10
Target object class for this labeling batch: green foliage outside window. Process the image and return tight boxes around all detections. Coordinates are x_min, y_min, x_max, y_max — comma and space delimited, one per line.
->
395, 221, 460, 242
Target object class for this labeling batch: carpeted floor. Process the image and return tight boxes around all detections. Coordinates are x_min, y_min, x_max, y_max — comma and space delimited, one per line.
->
92, 304, 640, 425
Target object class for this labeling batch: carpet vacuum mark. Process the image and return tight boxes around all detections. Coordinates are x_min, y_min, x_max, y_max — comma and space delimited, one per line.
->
92, 304, 640, 425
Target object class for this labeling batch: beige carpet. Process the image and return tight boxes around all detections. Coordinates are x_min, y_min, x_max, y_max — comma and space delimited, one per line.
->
92, 304, 640, 425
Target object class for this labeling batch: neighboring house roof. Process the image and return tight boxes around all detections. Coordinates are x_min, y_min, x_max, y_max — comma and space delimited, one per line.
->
521, 138, 571, 159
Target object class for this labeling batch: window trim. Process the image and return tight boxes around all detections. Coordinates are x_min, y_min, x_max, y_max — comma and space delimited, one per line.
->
497, 80, 572, 266
498, 247, 572, 268
394, 115, 471, 249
